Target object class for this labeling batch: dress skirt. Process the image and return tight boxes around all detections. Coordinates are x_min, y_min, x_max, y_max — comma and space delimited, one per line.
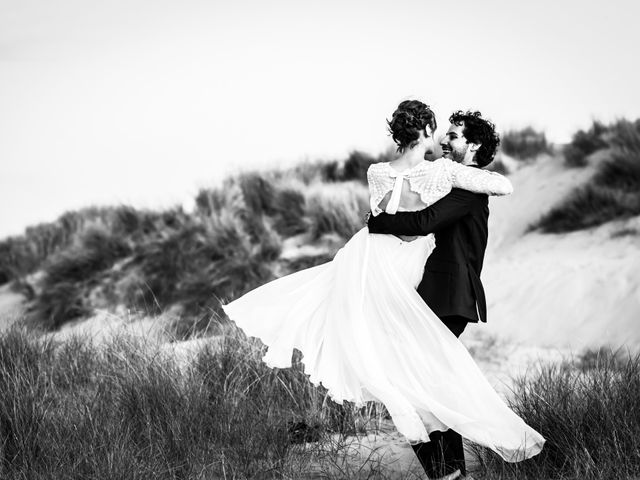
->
222, 227, 544, 461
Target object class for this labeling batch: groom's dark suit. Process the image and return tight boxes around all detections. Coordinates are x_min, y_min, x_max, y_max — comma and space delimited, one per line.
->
367, 185, 491, 478
367, 186, 489, 324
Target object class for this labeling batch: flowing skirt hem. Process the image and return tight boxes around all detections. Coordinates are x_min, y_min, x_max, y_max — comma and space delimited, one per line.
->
223, 303, 545, 462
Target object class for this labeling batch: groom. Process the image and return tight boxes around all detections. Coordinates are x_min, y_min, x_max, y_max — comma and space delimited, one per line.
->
367, 110, 502, 480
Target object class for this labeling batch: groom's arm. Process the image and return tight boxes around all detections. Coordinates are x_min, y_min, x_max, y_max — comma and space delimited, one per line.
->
367, 189, 476, 235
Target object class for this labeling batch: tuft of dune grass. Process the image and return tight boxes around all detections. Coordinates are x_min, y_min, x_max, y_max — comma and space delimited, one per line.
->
533, 118, 640, 233
563, 120, 609, 168
501, 127, 552, 160
124, 212, 281, 319
0, 206, 183, 286
532, 184, 640, 233
28, 227, 132, 329
306, 183, 369, 241
470, 347, 640, 480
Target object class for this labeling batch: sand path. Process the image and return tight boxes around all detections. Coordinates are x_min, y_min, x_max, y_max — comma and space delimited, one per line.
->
0, 284, 25, 331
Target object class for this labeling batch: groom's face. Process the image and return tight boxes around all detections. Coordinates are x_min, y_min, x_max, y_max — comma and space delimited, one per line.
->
441, 122, 476, 165
440, 122, 480, 165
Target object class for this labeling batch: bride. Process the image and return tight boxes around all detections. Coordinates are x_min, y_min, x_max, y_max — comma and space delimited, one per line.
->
222, 100, 544, 470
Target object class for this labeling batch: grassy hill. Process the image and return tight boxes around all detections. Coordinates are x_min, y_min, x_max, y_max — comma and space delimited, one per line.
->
0, 151, 389, 335
1, 120, 639, 337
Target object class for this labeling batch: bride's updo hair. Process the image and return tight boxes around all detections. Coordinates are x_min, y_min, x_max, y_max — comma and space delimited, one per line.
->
387, 100, 437, 153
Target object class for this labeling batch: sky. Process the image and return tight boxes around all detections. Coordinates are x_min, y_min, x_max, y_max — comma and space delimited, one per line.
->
1, 0, 639, 239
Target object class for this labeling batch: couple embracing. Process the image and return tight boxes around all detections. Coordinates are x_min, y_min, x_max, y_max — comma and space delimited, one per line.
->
223, 100, 545, 480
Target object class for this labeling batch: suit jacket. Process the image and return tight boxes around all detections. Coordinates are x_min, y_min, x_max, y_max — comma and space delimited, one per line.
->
367, 188, 489, 323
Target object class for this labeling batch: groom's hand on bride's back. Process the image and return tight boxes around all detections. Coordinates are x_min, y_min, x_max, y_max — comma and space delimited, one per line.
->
366, 210, 386, 233
364, 210, 377, 227
367, 190, 473, 235
365, 211, 377, 231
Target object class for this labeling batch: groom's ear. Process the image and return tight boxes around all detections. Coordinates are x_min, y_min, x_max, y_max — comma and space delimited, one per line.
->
469, 142, 481, 153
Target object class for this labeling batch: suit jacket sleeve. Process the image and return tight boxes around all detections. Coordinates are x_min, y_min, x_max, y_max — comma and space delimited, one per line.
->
367, 188, 475, 235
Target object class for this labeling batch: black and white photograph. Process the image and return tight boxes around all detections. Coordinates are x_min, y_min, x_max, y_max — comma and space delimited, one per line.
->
1, 0, 639, 478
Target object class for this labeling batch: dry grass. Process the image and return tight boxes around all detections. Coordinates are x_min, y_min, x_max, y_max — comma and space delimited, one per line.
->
470, 348, 640, 480
306, 182, 369, 241
501, 127, 551, 160
0, 152, 374, 335
533, 118, 640, 233
2, 326, 636, 479
0, 325, 402, 479
563, 120, 609, 168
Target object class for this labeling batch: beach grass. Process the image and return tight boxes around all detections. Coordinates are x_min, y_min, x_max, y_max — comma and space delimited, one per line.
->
500, 127, 552, 160
533, 118, 640, 233
470, 347, 640, 480
2, 325, 638, 479
562, 120, 609, 168
0, 151, 377, 334
0, 324, 399, 479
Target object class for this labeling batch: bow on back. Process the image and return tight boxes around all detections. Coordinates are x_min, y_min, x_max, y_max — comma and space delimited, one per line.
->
385, 168, 411, 215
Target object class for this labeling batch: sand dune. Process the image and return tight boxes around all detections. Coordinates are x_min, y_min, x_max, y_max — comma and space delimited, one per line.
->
482, 154, 640, 350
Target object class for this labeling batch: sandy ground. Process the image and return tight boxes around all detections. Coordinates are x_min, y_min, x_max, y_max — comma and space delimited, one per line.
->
0, 284, 25, 332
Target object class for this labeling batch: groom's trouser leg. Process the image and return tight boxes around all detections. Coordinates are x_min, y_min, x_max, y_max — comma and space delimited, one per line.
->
411, 315, 469, 478
412, 430, 466, 478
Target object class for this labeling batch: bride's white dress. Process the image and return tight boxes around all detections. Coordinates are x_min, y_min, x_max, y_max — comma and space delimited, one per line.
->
222, 158, 545, 462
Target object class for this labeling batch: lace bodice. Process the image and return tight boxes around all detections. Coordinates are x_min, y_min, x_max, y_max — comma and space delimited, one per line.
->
367, 158, 513, 216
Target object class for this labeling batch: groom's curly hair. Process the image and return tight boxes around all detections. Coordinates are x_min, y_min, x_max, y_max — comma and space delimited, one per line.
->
388, 100, 437, 153
449, 110, 500, 167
